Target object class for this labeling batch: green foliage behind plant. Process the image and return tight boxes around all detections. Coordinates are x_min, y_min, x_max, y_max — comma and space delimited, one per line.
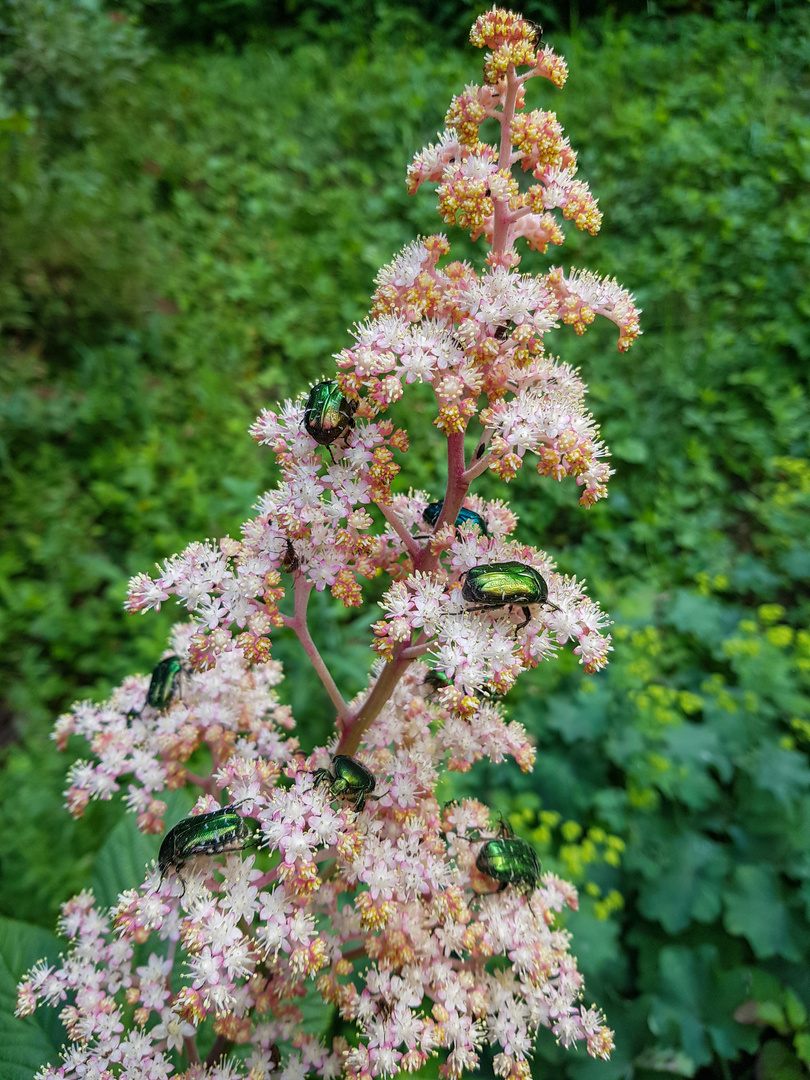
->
1, 3, 810, 1077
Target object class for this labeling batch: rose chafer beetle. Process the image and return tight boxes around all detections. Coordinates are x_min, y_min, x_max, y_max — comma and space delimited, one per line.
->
422, 500, 488, 536
461, 561, 556, 629
158, 806, 261, 888
312, 754, 378, 813
423, 668, 453, 696
470, 817, 542, 893
475, 832, 543, 893
303, 380, 357, 449
145, 655, 184, 712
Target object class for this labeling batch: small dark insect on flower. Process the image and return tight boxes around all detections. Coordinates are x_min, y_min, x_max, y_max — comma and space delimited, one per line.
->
526, 20, 543, 49
424, 668, 453, 697
464, 815, 543, 895
281, 539, 299, 573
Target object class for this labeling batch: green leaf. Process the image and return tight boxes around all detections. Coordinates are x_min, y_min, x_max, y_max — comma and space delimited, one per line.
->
784, 988, 807, 1029
90, 789, 195, 909
648, 945, 760, 1066
665, 591, 741, 649
633, 1047, 696, 1075
794, 1032, 810, 1066
0, 917, 64, 1078
636, 829, 728, 933
723, 865, 802, 960
758, 1038, 808, 1080
611, 437, 648, 463
749, 744, 810, 807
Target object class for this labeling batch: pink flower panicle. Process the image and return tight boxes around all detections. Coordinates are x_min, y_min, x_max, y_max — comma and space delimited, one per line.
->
21, 654, 614, 1077
56, 624, 296, 823
25, 9, 637, 1077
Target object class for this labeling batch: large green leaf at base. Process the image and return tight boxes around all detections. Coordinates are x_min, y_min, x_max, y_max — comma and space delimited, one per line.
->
0, 917, 64, 1079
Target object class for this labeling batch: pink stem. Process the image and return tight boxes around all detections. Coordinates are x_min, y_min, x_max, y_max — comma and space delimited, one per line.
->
282, 575, 349, 720
400, 642, 432, 660
415, 431, 470, 575
377, 500, 421, 560
184, 1036, 201, 1065
182, 769, 213, 792
338, 437, 471, 753
492, 65, 520, 257
334, 78, 521, 758
463, 450, 495, 483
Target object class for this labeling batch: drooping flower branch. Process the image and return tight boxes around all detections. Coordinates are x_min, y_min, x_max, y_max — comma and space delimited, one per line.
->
19, 9, 640, 1079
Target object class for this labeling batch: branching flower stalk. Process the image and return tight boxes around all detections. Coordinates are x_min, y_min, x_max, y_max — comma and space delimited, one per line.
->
18, 10, 640, 1080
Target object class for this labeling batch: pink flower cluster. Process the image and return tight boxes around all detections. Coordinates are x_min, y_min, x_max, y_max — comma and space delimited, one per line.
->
19, 653, 613, 1080
20, 7, 641, 1077
375, 491, 611, 683
337, 242, 617, 503
55, 625, 297, 827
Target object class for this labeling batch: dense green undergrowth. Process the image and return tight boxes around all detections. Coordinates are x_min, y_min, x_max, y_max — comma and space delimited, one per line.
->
1, 2, 809, 1077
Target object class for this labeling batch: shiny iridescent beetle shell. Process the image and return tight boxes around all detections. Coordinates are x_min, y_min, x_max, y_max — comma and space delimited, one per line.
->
471, 816, 542, 893
461, 561, 553, 629
303, 380, 357, 448
475, 832, 543, 892
422, 500, 488, 536
158, 806, 260, 886
145, 655, 184, 712
312, 754, 377, 813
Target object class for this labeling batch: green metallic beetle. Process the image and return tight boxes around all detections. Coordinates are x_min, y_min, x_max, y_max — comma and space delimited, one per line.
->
312, 754, 378, 813
145, 655, 185, 712
461, 561, 556, 629
471, 817, 542, 893
475, 832, 543, 892
422, 500, 489, 536
423, 668, 453, 696
303, 380, 357, 449
158, 806, 261, 887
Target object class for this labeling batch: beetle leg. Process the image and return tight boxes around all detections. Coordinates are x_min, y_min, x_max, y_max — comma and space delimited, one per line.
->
312, 769, 331, 789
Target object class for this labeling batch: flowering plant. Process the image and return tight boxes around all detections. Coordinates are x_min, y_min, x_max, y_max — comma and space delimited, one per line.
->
17, 9, 640, 1080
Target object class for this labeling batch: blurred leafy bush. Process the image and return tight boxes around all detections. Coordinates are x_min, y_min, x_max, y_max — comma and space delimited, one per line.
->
1, 3, 809, 1078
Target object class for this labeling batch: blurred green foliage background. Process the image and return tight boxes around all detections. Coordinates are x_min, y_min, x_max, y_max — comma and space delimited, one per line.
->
1, 0, 809, 1077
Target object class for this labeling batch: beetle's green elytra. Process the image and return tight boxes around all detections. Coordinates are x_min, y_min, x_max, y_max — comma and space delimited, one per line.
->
158, 806, 261, 885
422, 500, 488, 535
475, 834, 542, 892
461, 561, 554, 629
146, 655, 184, 712
303, 381, 357, 447
424, 668, 452, 696
312, 754, 377, 813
